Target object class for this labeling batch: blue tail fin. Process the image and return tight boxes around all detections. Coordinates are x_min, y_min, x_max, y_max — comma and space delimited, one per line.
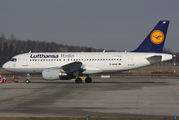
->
133, 20, 170, 53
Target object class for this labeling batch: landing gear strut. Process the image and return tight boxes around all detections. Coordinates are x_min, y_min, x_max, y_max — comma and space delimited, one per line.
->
25, 73, 31, 83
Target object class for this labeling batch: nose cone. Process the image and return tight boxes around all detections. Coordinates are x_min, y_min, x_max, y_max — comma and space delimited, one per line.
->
2, 62, 15, 73
2, 62, 9, 71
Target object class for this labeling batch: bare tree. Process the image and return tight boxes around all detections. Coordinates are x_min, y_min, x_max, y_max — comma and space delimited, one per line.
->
163, 47, 173, 54
8, 33, 16, 40
1, 32, 5, 40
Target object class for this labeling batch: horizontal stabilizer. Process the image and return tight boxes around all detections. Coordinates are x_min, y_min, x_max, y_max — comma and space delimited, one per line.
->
146, 55, 162, 64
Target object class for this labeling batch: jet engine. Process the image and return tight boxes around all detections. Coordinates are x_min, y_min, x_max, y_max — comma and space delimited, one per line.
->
42, 69, 67, 80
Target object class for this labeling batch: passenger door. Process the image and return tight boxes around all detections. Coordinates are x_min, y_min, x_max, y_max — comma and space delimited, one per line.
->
22, 55, 28, 66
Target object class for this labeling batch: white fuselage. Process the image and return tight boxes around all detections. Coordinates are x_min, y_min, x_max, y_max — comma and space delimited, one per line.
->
2, 52, 172, 74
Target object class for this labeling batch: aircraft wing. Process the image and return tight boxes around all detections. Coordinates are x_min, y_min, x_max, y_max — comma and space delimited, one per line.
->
62, 62, 82, 73
47, 62, 83, 73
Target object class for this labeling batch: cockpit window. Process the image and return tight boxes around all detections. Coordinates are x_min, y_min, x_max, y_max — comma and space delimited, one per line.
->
10, 58, 17, 62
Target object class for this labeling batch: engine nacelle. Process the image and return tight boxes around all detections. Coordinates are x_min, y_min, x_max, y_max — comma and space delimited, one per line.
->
42, 69, 67, 80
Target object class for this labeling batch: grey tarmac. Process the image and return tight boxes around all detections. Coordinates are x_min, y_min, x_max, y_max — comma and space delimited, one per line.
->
0, 78, 179, 118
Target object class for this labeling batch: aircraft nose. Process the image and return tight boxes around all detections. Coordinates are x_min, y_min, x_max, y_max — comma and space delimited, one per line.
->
2, 63, 8, 70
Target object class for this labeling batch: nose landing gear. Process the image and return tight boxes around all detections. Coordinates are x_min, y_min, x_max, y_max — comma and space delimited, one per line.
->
25, 73, 31, 83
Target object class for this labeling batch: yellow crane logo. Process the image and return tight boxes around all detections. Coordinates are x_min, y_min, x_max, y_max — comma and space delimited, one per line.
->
150, 30, 164, 44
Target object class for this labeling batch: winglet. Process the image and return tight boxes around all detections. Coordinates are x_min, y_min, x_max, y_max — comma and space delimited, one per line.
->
132, 20, 170, 53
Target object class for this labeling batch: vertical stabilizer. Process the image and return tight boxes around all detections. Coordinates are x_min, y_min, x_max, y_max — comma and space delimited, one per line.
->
133, 20, 169, 53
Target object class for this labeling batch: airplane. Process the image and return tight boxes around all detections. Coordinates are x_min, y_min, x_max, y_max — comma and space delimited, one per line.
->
2, 20, 173, 83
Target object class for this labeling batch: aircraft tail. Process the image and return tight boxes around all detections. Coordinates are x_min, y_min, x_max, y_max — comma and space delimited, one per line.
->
132, 20, 170, 53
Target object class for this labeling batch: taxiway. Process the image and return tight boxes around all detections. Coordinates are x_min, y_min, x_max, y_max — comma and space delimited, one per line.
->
0, 78, 179, 118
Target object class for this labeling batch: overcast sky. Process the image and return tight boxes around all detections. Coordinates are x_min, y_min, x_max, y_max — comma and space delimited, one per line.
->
1, 0, 179, 52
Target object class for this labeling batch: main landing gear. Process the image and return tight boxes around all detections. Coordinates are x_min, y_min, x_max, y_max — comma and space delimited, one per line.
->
85, 77, 92, 83
25, 73, 31, 83
75, 76, 92, 83
75, 77, 82, 83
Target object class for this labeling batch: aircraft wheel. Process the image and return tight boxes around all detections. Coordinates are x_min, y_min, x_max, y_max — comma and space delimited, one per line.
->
85, 77, 92, 83
26, 73, 31, 83
25, 79, 30, 83
75, 78, 82, 83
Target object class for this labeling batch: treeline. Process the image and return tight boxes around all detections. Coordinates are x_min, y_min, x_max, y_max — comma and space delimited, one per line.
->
0, 34, 116, 65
